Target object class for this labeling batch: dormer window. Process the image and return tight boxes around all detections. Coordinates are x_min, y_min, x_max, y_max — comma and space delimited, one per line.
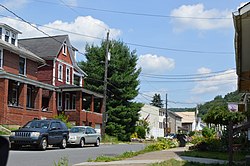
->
5, 30, 9, 42
62, 41, 67, 55
11, 33, 16, 45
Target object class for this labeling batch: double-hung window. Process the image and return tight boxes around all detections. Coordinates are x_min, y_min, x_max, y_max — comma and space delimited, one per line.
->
72, 95, 76, 109
5, 30, 9, 42
65, 93, 70, 110
11, 33, 16, 45
58, 64, 63, 81
57, 92, 62, 110
62, 41, 67, 55
19, 56, 26, 75
66, 67, 70, 84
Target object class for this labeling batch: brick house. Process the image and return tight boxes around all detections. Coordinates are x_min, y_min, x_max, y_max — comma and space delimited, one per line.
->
0, 23, 55, 125
0, 23, 103, 131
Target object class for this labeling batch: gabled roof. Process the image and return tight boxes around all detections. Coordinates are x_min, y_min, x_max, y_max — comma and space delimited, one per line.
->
19, 35, 87, 76
175, 112, 195, 123
0, 39, 45, 64
19, 35, 68, 59
0, 23, 22, 34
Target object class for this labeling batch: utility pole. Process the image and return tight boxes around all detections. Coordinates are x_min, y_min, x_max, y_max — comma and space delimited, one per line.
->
101, 30, 110, 138
165, 93, 168, 136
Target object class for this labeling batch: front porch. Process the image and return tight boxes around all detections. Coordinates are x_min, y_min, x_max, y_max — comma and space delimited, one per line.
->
0, 72, 56, 126
56, 85, 103, 130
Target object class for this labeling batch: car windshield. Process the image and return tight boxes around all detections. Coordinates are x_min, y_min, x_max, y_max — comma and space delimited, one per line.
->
23, 120, 49, 129
70, 127, 85, 133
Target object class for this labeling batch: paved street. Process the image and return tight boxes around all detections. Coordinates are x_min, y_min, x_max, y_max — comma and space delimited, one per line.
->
7, 144, 145, 166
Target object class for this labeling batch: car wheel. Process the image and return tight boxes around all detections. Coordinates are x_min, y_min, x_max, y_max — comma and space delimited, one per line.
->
39, 137, 47, 151
11, 143, 20, 150
60, 137, 67, 149
79, 138, 85, 148
94, 138, 100, 147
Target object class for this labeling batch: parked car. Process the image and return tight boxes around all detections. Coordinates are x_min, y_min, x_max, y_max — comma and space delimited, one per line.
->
165, 133, 177, 139
67, 126, 101, 147
9, 119, 69, 150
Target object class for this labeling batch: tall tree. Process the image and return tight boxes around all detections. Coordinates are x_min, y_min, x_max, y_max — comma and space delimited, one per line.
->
150, 93, 163, 108
78, 40, 142, 141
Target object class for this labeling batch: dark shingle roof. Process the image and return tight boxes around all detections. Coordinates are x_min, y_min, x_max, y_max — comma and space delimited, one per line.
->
19, 35, 68, 59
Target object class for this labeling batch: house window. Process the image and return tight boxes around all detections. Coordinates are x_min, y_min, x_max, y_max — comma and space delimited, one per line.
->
66, 67, 70, 84
0, 48, 3, 68
8, 81, 19, 106
65, 93, 70, 110
0, 28, 2, 39
72, 95, 76, 109
19, 57, 26, 75
62, 41, 67, 55
159, 122, 163, 129
26, 85, 34, 108
57, 92, 62, 110
5, 30, 9, 42
11, 33, 16, 45
58, 64, 63, 81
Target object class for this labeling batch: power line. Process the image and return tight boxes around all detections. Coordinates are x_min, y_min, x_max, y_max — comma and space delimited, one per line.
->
57, 0, 108, 31
0, 14, 234, 55
141, 68, 236, 77
0, 4, 87, 57
32, 0, 232, 20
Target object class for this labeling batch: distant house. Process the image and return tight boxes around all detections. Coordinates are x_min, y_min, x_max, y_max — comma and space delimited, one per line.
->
175, 112, 196, 132
166, 110, 182, 134
0, 23, 103, 132
139, 104, 165, 138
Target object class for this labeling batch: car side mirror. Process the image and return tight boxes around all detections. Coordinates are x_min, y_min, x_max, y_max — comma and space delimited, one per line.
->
0, 136, 9, 166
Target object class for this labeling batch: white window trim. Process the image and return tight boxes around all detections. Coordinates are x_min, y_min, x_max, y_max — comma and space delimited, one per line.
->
19, 56, 26, 76
58, 63, 63, 82
62, 41, 67, 55
66, 66, 70, 84
0, 47, 3, 69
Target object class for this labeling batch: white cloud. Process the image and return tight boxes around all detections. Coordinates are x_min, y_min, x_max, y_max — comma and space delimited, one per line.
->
191, 68, 237, 94
0, 16, 121, 60
137, 54, 175, 74
1, 0, 28, 11
170, 4, 232, 32
64, 0, 78, 6
197, 67, 211, 74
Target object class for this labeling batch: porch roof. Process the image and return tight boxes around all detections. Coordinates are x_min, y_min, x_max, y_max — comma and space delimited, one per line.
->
0, 70, 55, 90
56, 84, 103, 98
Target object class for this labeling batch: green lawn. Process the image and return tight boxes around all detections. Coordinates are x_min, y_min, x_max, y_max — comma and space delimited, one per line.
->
181, 150, 247, 161
149, 159, 227, 166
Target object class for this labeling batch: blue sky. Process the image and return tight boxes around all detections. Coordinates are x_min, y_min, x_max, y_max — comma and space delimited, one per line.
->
0, 0, 247, 108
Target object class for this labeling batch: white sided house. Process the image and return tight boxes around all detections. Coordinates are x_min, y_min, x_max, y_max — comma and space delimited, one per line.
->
139, 104, 165, 139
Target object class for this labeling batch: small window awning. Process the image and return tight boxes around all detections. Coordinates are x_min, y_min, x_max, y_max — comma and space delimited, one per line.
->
56, 84, 103, 98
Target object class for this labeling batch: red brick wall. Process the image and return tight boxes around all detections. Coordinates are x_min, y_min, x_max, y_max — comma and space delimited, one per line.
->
57, 47, 73, 65
55, 61, 73, 87
3, 49, 39, 80
37, 60, 53, 85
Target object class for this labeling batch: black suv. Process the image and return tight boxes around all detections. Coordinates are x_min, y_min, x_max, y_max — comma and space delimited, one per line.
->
9, 119, 69, 150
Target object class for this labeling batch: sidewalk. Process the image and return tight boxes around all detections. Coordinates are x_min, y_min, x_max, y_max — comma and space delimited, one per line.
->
73, 146, 228, 166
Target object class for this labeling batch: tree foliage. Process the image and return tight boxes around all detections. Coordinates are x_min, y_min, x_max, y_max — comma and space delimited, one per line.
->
202, 105, 245, 125
150, 93, 164, 108
78, 40, 142, 141
198, 91, 242, 117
